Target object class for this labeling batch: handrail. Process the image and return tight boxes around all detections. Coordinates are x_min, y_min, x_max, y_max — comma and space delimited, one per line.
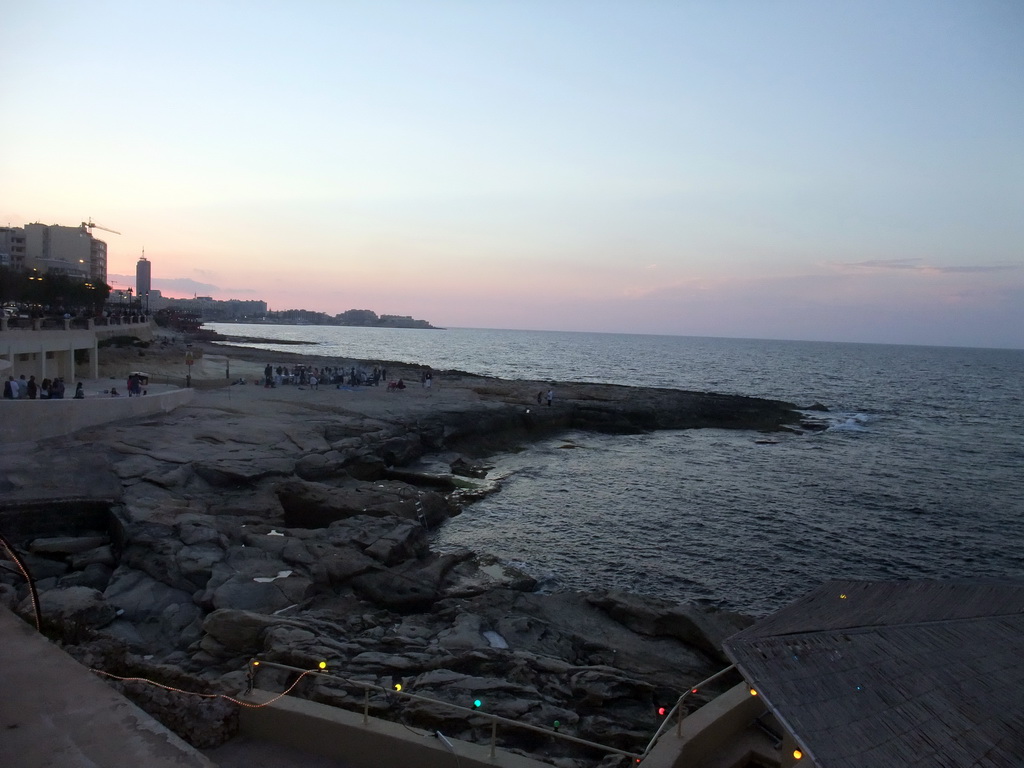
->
640, 664, 737, 755
246, 658, 644, 761
245, 658, 741, 764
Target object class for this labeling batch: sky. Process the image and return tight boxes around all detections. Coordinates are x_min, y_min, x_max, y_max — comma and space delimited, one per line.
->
2, 1, 1022, 348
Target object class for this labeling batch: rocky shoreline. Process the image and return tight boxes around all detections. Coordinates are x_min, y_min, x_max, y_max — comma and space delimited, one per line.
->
0, 340, 816, 766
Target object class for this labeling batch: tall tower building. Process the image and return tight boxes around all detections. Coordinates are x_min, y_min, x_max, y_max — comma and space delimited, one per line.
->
136, 253, 151, 297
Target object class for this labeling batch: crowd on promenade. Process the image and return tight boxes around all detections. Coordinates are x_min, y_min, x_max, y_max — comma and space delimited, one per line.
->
3, 374, 81, 399
1, 374, 149, 400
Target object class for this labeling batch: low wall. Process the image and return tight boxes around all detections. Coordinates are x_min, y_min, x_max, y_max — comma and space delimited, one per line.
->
640, 683, 805, 768
239, 689, 552, 768
0, 387, 195, 443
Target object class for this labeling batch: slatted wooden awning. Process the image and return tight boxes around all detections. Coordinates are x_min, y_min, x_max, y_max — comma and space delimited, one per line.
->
723, 580, 1024, 768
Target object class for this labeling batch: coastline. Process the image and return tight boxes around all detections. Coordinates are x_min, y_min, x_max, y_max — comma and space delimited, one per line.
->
1, 335, 810, 764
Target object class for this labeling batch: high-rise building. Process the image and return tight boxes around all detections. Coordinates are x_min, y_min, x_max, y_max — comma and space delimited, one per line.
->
136, 254, 151, 297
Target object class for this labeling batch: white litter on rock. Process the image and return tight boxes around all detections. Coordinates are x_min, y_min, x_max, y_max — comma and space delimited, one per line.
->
253, 570, 292, 583
483, 631, 509, 649
267, 529, 285, 536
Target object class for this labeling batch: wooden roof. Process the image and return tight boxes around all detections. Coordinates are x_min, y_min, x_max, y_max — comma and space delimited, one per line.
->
722, 580, 1024, 768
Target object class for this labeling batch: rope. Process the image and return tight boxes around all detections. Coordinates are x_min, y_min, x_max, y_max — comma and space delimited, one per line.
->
90, 667, 319, 709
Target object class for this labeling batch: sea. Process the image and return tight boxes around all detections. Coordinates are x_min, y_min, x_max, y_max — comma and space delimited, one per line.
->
206, 324, 1024, 617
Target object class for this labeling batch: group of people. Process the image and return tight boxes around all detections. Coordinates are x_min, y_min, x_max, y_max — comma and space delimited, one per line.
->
125, 373, 146, 397
3, 374, 82, 400
260, 363, 391, 389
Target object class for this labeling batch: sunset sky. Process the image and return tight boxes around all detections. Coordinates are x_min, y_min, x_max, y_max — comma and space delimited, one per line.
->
2, 1, 1022, 348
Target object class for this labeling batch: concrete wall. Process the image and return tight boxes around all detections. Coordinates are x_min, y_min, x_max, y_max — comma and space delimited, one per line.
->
0, 387, 195, 442
640, 683, 807, 768
239, 689, 554, 768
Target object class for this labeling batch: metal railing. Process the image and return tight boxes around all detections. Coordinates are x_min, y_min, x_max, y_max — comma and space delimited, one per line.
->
641, 664, 737, 751
245, 658, 739, 764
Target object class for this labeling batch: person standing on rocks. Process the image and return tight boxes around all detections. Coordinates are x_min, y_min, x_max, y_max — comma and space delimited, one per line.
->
546, 388, 553, 407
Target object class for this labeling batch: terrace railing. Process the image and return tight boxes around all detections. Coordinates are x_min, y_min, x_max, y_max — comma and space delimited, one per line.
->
244, 658, 739, 764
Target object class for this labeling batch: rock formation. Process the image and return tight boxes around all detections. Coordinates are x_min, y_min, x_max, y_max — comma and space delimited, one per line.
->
0, 358, 801, 765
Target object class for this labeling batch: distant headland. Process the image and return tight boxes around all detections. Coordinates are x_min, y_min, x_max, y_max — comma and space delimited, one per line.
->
155, 303, 439, 332
223, 308, 439, 329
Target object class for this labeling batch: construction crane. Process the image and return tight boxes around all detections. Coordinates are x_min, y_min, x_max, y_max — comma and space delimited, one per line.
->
81, 218, 121, 235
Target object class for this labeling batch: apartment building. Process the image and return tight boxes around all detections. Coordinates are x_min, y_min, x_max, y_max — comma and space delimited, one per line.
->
0, 226, 27, 269
21, 223, 108, 282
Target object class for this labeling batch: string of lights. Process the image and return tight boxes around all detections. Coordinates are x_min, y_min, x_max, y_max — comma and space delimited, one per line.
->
0, 534, 42, 632
89, 665, 321, 709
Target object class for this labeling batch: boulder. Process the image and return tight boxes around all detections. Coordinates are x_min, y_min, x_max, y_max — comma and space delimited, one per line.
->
30, 535, 109, 555
436, 613, 489, 651
350, 570, 440, 612
202, 608, 282, 653
143, 464, 195, 489
175, 542, 228, 591
364, 521, 428, 565
58, 562, 114, 591
70, 545, 116, 570
295, 452, 347, 481
192, 456, 293, 488
17, 551, 70, 580
378, 434, 424, 467
586, 590, 753, 660
569, 667, 655, 707
341, 450, 386, 480
178, 521, 228, 547
211, 571, 314, 613
118, 521, 188, 589
306, 544, 378, 586
104, 566, 198, 631
32, 586, 116, 629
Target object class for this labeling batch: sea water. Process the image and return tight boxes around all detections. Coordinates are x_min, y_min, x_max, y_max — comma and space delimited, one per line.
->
206, 324, 1024, 616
